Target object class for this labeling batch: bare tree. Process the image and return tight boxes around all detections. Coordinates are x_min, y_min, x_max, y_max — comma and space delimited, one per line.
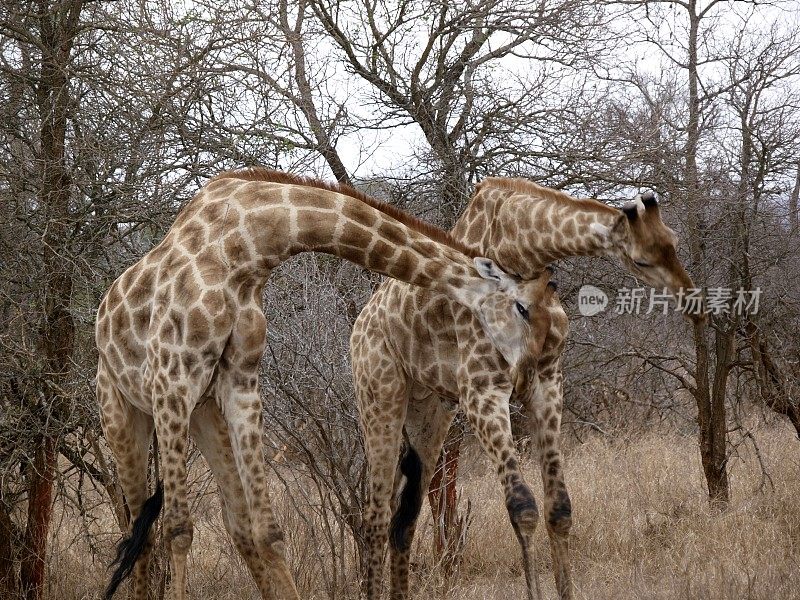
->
309, 0, 608, 219
0, 2, 85, 597
598, 0, 800, 503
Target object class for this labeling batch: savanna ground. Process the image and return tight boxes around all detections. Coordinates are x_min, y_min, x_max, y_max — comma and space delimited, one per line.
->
45, 417, 799, 600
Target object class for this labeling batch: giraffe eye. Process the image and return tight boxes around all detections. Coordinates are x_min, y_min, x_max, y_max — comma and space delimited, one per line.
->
515, 301, 529, 321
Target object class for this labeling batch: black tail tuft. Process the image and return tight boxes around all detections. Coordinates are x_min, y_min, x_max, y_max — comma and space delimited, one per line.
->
105, 482, 164, 599
389, 446, 423, 552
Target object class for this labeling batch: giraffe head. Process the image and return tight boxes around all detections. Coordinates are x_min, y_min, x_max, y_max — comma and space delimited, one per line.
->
471, 261, 556, 370
594, 192, 697, 310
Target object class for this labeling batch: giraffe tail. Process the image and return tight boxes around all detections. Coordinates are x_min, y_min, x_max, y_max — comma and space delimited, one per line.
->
105, 481, 164, 599
389, 445, 423, 553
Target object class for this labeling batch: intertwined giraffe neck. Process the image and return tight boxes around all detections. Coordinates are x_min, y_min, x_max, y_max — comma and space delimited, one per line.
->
451, 178, 620, 278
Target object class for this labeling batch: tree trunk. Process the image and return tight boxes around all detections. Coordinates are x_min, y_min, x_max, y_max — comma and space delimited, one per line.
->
684, 0, 730, 506
707, 328, 734, 504
17, 3, 85, 598
690, 321, 729, 505
19, 438, 56, 600
280, 0, 353, 187
427, 421, 465, 575
0, 502, 19, 599
789, 161, 800, 232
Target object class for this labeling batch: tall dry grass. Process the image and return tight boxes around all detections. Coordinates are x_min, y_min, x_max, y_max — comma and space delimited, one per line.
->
46, 419, 799, 599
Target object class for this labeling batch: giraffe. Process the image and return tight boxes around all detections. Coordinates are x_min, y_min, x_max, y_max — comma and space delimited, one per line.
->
95, 168, 550, 600
350, 177, 699, 599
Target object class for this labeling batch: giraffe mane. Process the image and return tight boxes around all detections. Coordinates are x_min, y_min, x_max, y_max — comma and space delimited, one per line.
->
476, 177, 619, 215
211, 167, 478, 257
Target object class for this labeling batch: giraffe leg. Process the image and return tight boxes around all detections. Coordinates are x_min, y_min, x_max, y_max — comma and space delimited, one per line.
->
219, 381, 299, 600
388, 396, 455, 599
190, 401, 273, 598
152, 382, 197, 600
197, 302, 298, 599
97, 364, 155, 600
460, 381, 542, 600
527, 370, 572, 600
355, 364, 410, 599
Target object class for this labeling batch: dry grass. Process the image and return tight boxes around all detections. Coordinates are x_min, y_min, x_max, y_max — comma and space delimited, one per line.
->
47, 419, 800, 599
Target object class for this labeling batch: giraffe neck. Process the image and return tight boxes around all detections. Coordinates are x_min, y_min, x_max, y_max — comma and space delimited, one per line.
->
451, 181, 622, 278
215, 181, 495, 308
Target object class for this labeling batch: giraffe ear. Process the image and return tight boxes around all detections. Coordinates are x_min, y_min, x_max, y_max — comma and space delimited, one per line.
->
473, 257, 515, 288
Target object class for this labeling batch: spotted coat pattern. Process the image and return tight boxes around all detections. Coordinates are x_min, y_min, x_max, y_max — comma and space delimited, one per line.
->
350, 178, 697, 599
95, 170, 540, 600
